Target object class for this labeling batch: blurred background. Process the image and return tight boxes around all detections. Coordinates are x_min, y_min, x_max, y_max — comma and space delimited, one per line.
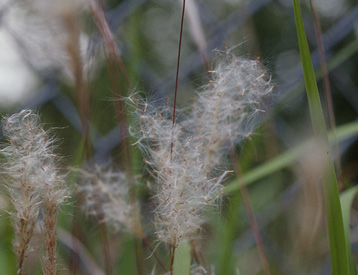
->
0, 0, 357, 274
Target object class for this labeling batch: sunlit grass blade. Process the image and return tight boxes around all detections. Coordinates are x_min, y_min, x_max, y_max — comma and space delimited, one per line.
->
293, 0, 349, 273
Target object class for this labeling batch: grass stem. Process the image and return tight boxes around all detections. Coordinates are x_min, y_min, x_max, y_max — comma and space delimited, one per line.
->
170, 0, 186, 160
230, 148, 270, 275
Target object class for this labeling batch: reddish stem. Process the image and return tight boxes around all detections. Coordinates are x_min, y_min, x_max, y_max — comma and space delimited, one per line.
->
90, 0, 132, 89
230, 149, 271, 275
170, 0, 186, 160
169, 244, 176, 275
309, 0, 341, 180
139, 231, 168, 272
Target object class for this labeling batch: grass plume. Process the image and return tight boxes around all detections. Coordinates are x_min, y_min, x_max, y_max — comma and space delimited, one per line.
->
0, 110, 67, 275
130, 51, 273, 249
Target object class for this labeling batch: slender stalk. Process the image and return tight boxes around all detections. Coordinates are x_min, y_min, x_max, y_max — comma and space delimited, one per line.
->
170, 0, 186, 160
104, 52, 144, 275
139, 231, 168, 272
168, 1, 186, 271
92, 0, 138, 217
90, 0, 132, 89
230, 148, 271, 275
97, 11, 145, 274
91, 1, 148, 270
183, 0, 211, 73
58, 228, 105, 275
97, 218, 112, 275
42, 201, 58, 275
15, 217, 35, 275
293, 1, 349, 272
170, 244, 177, 275
190, 241, 201, 265
62, 12, 92, 274
198, 246, 210, 274
62, 12, 91, 158
309, 0, 341, 180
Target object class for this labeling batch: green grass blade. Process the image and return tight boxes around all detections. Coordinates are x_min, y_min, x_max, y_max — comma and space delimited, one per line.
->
293, 0, 349, 273
275, 38, 358, 117
340, 186, 358, 275
224, 121, 358, 193
173, 241, 191, 275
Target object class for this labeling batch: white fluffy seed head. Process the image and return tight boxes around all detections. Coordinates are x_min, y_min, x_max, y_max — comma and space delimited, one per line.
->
1, 109, 67, 204
130, 96, 225, 246
77, 165, 135, 232
130, 52, 272, 246
188, 52, 273, 168
0, 109, 67, 266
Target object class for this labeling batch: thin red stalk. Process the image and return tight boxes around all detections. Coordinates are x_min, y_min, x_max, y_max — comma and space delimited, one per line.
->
62, 12, 92, 274
104, 52, 135, 200
309, 0, 341, 179
104, 52, 144, 275
198, 247, 210, 275
169, 244, 176, 275
134, 236, 144, 275
90, 1, 142, 270
190, 241, 201, 265
90, 0, 132, 89
92, 2, 143, 249
62, 12, 91, 158
189, 241, 210, 274
139, 231, 168, 272
93, 1, 137, 206
230, 149, 271, 275
170, 0, 186, 160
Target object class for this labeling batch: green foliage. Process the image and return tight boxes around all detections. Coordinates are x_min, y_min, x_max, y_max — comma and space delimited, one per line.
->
293, 0, 349, 273
340, 187, 358, 275
225, 121, 358, 193
173, 242, 191, 275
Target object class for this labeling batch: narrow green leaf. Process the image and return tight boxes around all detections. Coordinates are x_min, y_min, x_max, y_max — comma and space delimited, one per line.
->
293, 0, 349, 273
173, 242, 191, 275
340, 187, 358, 275
276, 38, 358, 117
224, 121, 358, 193
217, 195, 242, 275
0, 242, 11, 275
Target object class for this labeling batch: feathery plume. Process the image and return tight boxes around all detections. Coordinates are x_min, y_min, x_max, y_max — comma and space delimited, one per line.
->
0, 109, 67, 275
130, 97, 225, 246
77, 165, 135, 233
188, 52, 273, 169
130, 52, 272, 247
